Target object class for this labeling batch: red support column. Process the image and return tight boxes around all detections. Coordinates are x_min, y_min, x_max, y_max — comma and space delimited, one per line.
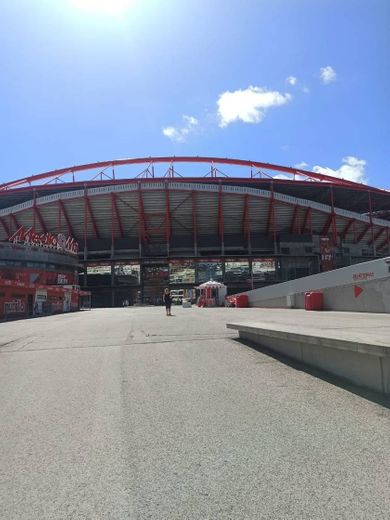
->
0, 217, 10, 236
192, 190, 198, 255
266, 191, 275, 235
290, 204, 300, 234
301, 207, 312, 234
83, 188, 88, 260
165, 184, 171, 256
33, 192, 47, 233
377, 228, 390, 253
85, 195, 99, 239
111, 193, 124, 239
242, 194, 251, 251
111, 193, 115, 256
340, 219, 355, 241
356, 224, 371, 244
218, 185, 224, 254
10, 213, 20, 231
35, 206, 48, 233
368, 190, 375, 252
58, 200, 76, 238
266, 182, 277, 253
137, 183, 147, 255
33, 190, 37, 230
321, 214, 333, 235
330, 187, 337, 245
368, 227, 385, 246
57, 198, 62, 234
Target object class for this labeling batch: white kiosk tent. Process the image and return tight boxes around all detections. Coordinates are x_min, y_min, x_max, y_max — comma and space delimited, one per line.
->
197, 280, 227, 307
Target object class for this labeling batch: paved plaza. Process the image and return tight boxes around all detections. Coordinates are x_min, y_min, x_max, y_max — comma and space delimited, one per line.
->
1, 307, 390, 519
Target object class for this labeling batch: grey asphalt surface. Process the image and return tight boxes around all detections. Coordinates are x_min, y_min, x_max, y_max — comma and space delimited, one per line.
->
1, 307, 390, 520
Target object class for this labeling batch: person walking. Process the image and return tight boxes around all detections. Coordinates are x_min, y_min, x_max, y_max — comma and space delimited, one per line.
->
163, 287, 172, 316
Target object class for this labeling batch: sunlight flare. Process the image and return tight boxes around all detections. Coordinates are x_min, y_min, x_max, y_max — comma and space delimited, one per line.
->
70, 0, 137, 16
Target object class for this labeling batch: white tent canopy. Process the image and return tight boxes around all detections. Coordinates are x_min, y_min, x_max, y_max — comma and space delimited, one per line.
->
197, 280, 226, 289
196, 280, 227, 306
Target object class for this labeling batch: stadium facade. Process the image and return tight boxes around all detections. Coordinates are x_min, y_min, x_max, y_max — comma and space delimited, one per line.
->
1, 156, 389, 307
0, 234, 88, 320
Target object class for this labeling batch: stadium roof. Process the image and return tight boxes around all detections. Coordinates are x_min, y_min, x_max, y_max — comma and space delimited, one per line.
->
0, 157, 389, 253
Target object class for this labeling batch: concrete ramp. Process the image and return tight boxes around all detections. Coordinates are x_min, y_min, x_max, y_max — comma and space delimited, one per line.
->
240, 257, 390, 312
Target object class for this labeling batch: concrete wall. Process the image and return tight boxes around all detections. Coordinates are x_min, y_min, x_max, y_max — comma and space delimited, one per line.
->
239, 256, 390, 312
0, 241, 79, 267
323, 278, 390, 313
236, 328, 390, 394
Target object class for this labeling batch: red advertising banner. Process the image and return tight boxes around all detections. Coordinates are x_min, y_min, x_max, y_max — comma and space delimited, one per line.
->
0, 267, 76, 286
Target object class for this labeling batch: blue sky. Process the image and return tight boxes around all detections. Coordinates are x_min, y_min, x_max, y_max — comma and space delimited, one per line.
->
0, 0, 389, 187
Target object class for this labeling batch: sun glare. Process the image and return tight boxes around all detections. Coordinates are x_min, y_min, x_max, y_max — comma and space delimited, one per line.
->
70, 0, 136, 16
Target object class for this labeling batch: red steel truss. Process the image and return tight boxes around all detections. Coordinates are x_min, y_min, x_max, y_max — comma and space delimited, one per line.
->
0, 157, 389, 255
85, 193, 99, 239
340, 219, 355, 241
10, 214, 20, 231
33, 198, 48, 233
191, 190, 197, 253
301, 207, 312, 234
111, 193, 124, 239
0, 156, 380, 192
368, 227, 385, 246
355, 224, 371, 244
242, 194, 250, 242
290, 204, 300, 234
58, 200, 76, 238
0, 217, 10, 235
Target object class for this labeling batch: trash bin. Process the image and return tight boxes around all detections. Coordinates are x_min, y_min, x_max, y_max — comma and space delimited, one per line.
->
235, 295, 249, 308
305, 291, 323, 311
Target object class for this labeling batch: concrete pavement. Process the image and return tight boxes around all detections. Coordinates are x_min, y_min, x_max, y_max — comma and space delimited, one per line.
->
1, 307, 390, 519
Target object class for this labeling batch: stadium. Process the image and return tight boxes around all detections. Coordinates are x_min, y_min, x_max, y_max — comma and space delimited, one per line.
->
1, 156, 389, 308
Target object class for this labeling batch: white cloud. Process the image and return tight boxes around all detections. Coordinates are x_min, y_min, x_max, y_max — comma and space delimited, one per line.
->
294, 162, 309, 169
303, 86, 310, 94
313, 156, 367, 184
217, 85, 292, 127
183, 115, 198, 126
320, 65, 337, 84
273, 174, 292, 180
162, 115, 198, 142
286, 76, 297, 86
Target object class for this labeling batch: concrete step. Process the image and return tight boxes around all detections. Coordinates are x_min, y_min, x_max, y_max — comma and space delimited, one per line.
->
227, 320, 390, 394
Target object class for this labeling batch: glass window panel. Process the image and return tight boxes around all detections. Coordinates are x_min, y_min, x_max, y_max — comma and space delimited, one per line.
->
142, 265, 169, 282
87, 264, 111, 286
169, 261, 195, 284
87, 265, 111, 275
224, 261, 250, 283
197, 261, 223, 283
252, 258, 277, 281
114, 264, 140, 286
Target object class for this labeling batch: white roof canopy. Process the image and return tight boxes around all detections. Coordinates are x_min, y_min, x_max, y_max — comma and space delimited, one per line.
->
197, 280, 226, 289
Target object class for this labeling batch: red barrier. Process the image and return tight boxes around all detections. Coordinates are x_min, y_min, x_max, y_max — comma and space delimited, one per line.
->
235, 295, 249, 308
225, 294, 249, 308
304, 291, 323, 311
